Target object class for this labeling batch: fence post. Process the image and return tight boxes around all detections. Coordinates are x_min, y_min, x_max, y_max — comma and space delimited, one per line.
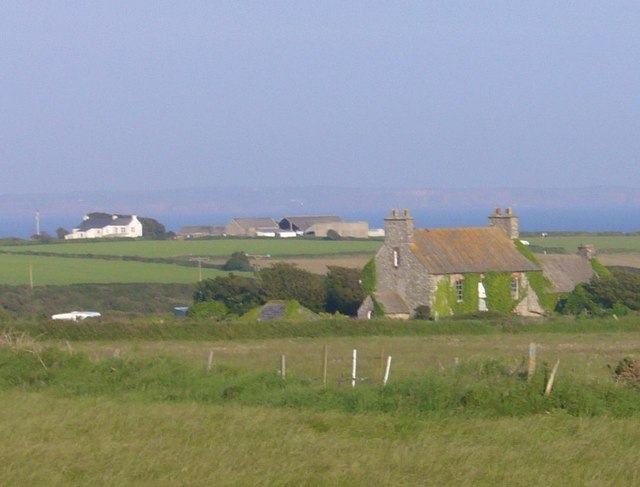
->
280, 354, 286, 379
351, 349, 357, 388
528, 342, 537, 381
383, 356, 392, 386
545, 359, 560, 396
322, 344, 328, 387
205, 350, 214, 373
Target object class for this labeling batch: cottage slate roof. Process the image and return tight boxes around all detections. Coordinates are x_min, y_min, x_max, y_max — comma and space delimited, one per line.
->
279, 215, 343, 232
410, 227, 539, 274
374, 291, 411, 315
537, 254, 595, 293
76, 214, 134, 231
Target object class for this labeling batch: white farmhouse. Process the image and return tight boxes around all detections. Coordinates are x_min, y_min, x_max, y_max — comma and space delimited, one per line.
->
65, 213, 143, 240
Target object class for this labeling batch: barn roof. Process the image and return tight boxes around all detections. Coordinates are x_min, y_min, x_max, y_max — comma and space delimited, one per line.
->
537, 254, 595, 292
230, 217, 278, 229
410, 227, 539, 274
279, 215, 343, 231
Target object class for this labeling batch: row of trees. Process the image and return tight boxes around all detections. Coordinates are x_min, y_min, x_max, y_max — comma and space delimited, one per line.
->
558, 268, 640, 316
192, 263, 365, 318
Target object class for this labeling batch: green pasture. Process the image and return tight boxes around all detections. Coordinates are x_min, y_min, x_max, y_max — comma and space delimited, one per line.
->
1, 391, 639, 486
0, 238, 382, 259
3, 323, 640, 485
0, 254, 225, 286
527, 235, 640, 254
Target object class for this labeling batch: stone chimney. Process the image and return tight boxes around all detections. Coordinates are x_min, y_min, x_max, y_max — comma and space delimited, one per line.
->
488, 207, 519, 240
384, 208, 414, 245
577, 244, 596, 260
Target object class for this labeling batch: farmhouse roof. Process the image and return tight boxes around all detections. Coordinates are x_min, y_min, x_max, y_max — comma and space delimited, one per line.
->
537, 254, 595, 293
410, 227, 539, 274
279, 215, 343, 232
76, 214, 135, 231
230, 217, 278, 229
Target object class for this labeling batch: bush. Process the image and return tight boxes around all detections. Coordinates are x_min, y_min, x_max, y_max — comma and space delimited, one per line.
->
611, 356, 640, 388
413, 305, 432, 320
223, 251, 253, 272
187, 301, 228, 319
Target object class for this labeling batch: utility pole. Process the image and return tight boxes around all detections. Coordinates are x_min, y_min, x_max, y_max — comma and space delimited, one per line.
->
35, 210, 40, 237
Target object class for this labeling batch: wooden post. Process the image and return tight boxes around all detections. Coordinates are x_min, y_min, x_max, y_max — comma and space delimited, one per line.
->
379, 346, 385, 383
29, 265, 33, 289
545, 359, 560, 396
322, 344, 328, 387
205, 350, 214, 373
351, 349, 357, 388
383, 356, 392, 386
280, 354, 286, 379
528, 342, 537, 381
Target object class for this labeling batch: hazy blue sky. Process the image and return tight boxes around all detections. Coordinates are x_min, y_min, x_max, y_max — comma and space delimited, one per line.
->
2, 2, 639, 195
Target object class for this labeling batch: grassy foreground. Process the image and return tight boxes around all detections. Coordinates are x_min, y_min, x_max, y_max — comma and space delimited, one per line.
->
1, 391, 639, 486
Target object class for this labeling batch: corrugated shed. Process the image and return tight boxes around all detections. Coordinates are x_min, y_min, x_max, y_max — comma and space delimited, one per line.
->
537, 254, 595, 293
410, 227, 539, 274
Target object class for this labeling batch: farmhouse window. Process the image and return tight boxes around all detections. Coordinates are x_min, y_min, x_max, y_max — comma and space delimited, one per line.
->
392, 247, 400, 268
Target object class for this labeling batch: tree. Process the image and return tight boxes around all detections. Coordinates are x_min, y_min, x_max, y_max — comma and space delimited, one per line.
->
138, 217, 169, 240
194, 274, 265, 316
558, 268, 640, 315
258, 263, 327, 312
325, 266, 365, 316
223, 251, 253, 272
56, 227, 69, 240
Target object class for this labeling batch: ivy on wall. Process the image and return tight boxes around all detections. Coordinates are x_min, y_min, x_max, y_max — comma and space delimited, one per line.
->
361, 258, 376, 295
590, 258, 611, 278
513, 240, 557, 312
362, 258, 385, 316
484, 272, 518, 314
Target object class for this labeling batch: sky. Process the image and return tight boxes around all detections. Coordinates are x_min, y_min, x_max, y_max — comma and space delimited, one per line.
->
2, 2, 640, 195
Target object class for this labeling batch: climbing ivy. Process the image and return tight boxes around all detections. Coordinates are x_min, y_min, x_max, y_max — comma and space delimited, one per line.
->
514, 240, 557, 312
591, 258, 611, 278
483, 272, 518, 314
361, 258, 377, 295
432, 279, 453, 318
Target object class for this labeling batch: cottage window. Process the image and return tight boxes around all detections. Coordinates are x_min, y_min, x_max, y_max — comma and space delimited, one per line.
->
511, 278, 519, 299
455, 278, 464, 302
392, 247, 400, 268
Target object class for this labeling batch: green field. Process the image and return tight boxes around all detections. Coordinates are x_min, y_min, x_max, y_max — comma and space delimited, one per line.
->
0, 253, 226, 286
3, 322, 640, 485
0, 238, 383, 259
2, 392, 639, 486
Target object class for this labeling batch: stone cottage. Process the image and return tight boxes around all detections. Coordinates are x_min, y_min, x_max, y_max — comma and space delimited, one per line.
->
358, 208, 547, 319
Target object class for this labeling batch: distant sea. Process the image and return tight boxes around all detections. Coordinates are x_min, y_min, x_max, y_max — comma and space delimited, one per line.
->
3, 206, 638, 239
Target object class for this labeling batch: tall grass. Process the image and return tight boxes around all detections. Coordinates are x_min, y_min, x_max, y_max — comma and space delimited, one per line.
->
1, 347, 639, 419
